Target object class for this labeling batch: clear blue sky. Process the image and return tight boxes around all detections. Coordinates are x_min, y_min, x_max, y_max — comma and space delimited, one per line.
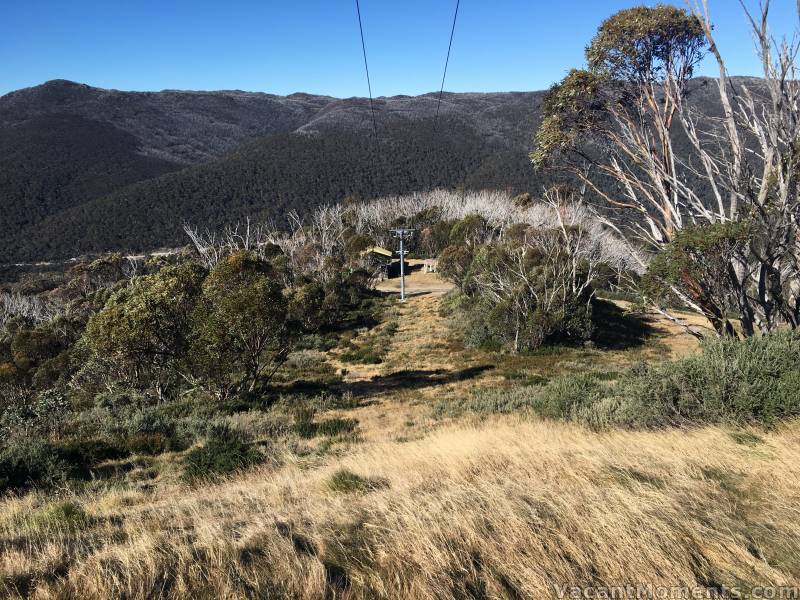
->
1, 1, 797, 97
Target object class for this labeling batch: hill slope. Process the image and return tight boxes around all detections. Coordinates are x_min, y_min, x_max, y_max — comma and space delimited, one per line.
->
0, 81, 545, 261
0, 80, 334, 164
0, 113, 181, 235
0, 77, 747, 261
2, 118, 542, 260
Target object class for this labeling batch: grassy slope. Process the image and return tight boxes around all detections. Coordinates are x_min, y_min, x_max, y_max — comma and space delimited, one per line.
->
3, 421, 798, 597
2, 271, 798, 598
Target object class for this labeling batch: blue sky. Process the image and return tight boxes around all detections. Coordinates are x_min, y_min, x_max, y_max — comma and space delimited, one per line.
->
1, 1, 797, 97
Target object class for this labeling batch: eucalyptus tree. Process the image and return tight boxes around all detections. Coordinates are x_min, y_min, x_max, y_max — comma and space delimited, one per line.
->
84, 262, 206, 399
533, 2, 800, 337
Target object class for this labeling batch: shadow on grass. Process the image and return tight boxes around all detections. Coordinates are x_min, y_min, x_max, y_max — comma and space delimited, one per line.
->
591, 299, 657, 351
339, 365, 493, 398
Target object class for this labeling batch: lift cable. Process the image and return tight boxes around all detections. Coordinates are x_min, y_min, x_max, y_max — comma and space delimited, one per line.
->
355, 0, 377, 135
434, 0, 460, 131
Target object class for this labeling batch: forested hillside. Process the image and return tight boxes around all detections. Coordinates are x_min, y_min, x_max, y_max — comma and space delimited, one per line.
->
0, 81, 545, 261
0, 77, 749, 261
0, 114, 181, 235
2, 118, 542, 260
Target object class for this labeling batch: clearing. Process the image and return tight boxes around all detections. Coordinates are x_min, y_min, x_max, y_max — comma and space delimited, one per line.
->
6, 263, 797, 599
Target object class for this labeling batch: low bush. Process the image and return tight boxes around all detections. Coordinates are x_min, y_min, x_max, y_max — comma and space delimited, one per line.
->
502, 370, 549, 386
292, 405, 358, 439
54, 437, 128, 473
123, 431, 187, 455
340, 319, 398, 365
443, 331, 800, 429
326, 468, 389, 494
0, 437, 72, 493
437, 372, 605, 419
607, 331, 800, 427
340, 345, 384, 365
183, 426, 264, 481
434, 386, 542, 417
534, 373, 604, 420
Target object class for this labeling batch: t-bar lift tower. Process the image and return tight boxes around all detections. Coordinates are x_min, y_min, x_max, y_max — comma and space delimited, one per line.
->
390, 228, 415, 302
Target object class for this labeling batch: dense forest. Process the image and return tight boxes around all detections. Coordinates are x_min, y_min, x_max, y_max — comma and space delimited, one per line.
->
1, 118, 543, 261
0, 114, 180, 233
0, 77, 753, 262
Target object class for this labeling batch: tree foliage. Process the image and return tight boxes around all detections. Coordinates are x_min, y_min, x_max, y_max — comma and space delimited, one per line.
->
585, 5, 705, 83
84, 262, 206, 397
532, 1, 800, 338
531, 69, 606, 171
191, 252, 292, 397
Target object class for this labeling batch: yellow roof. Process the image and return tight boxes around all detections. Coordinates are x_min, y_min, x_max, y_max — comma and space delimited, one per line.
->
361, 246, 393, 258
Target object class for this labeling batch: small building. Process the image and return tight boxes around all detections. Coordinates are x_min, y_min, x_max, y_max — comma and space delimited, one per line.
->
360, 246, 394, 280
359, 246, 408, 280
422, 258, 438, 273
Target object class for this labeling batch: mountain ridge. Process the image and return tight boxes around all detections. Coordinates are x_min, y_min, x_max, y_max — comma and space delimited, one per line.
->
0, 77, 753, 262
0, 80, 540, 164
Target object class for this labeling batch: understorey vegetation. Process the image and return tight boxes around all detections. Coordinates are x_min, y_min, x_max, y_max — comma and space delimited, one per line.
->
439, 330, 800, 429
0, 187, 637, 494
0, 220, 382, 494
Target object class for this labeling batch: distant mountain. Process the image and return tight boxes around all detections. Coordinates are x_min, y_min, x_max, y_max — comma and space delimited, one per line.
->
0, 79, 538, 165
0, 113, 180, 234
0, 80, 546, 261
0, 77, 744, 262
0, 80, 334, 164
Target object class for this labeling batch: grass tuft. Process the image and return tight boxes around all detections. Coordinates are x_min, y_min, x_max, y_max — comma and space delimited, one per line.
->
326, 469, 390, 494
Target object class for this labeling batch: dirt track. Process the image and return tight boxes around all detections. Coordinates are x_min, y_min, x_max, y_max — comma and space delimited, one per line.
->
374, 259, 454, 297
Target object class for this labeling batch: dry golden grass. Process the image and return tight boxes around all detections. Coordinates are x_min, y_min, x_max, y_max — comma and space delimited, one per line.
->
5, 271, 792, 598
318, 270, 701, 446
2, 418, 799, 598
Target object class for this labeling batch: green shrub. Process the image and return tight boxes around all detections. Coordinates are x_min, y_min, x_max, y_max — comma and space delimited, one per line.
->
502, 370, 549, 386
54, 437, 128, 473
190, 251, 296, 398
460, 312, 502, 351
340, 344, 383, 364
444, 228, 597, 352
0, 389, 71, 437
0, 437, 71, 492
292, 405, 358, 438
183, 426, 263, 481
535, 373, 604, 420
339, 319, 398, 365
571, 331, 800, 429
327, 468, 389, 494
607, 331, 800, 427
94, 386, 150, 411
94, 396, 198, 451
123, 432, 187, 455
438, 332, 800, 429
84, 262, 206, 398
434, 386, 542, 417
437, 373, 604, 420
294, 333, 339, 352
